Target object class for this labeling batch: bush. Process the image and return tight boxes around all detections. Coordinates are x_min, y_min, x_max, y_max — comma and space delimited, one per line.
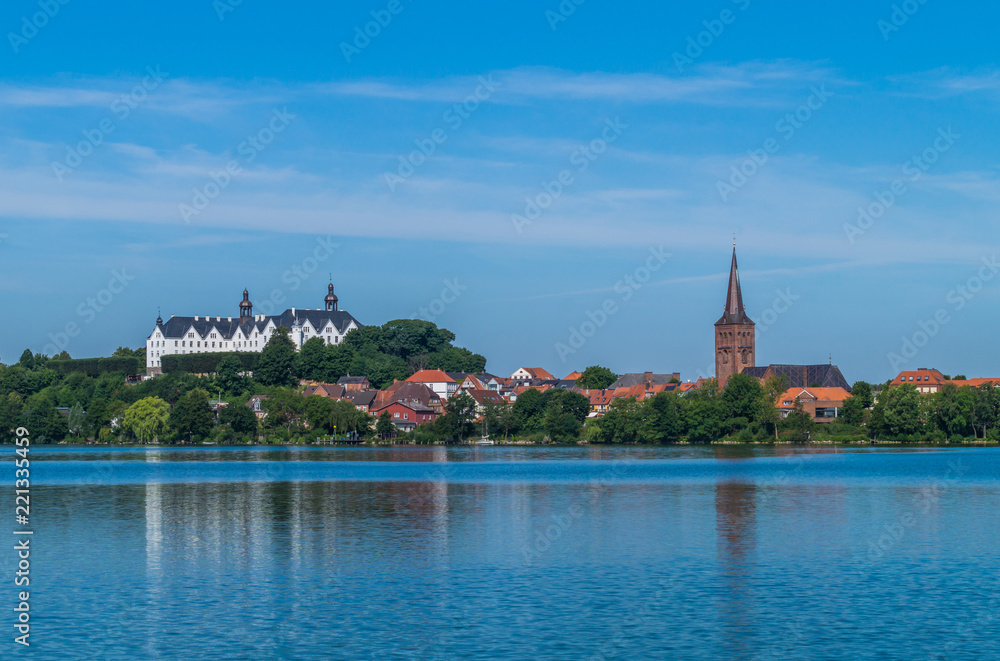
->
161, 352, 259, 375
48, 357, 140, 377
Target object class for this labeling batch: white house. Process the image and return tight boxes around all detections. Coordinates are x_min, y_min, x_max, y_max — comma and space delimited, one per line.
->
145, 284, 362, 374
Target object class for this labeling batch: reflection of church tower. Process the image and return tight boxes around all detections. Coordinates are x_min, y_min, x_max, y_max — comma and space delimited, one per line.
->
715, 480, 757, 659
715, 247, 755, 387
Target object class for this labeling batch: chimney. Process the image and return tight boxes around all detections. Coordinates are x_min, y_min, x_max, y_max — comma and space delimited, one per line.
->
228, 317, 232, 322
195, 315, 199, 321
292, 307, 296, 316
644, 371, 653, 387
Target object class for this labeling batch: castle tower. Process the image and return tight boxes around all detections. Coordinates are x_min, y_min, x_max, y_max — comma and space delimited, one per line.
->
239, 289, 253, 322
715, 248, 755, 387
324, 282, 339, 312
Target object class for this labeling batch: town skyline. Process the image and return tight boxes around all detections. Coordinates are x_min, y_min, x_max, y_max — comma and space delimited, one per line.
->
4, 1, 1000, 384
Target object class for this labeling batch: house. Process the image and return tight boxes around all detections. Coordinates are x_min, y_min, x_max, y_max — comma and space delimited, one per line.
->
510, 367, 557, 381
948, 378, 1000, 389
476, 373, 504, 392
371, 401, 437, 431
609, 372, 680, 389
465, 389, 506, 415
378, 382, 443, 413
209, 399, 229, 421
579, 389, 614, 416
347, 390, 378, 414
890, 368, 948, 394
246, 395, 269, 419
337, 375, 370, 393
406, 369, 457, 400
776, 387, 851, 423
302, 383, 347, 399
743, 364, 851, 391
564, 371, 583, 381
455, 374, 487, 393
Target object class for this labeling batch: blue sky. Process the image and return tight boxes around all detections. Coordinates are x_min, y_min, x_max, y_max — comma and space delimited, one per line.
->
2, 0, 999, 383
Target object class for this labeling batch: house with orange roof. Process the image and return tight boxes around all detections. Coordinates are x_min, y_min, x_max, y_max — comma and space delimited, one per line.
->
564, 371, 583, 381
465, 389, 506, 415
455, 374, 487, 394
948, 378, 1000, 389
890, 368, 948, 394
776, 387, 851, 423
405, 369, 457, 400
578, 389, 615, 416
510, 367, 557, 381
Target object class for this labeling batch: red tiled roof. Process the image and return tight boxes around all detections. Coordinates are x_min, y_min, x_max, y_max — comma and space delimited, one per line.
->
565, 371, 583, 381
776, 387, 851, 408
406, 369, 456, 384
891, 369, 946, 386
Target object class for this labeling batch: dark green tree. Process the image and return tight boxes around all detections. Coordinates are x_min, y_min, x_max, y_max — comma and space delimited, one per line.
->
256, 327, 298, 387
576, 365, 617, 390
219, 402, 259, 436
296, 337, 331, 382
642, 392, 684, 444
440, 391, 477, 442
170, 388, 214, 441
376, 411, 396, 438
216, 355, 249, 396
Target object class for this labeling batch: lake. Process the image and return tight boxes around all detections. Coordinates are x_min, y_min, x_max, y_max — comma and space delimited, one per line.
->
9, 445, 1000, 659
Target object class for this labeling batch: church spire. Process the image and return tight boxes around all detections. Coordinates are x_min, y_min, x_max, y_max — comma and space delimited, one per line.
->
716, 247, 752, 325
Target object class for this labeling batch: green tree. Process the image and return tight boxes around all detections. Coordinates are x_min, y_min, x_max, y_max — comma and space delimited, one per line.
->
329, 399, 368, 435
171, 388, 214, 441
440, 392, 477, 442
870, 384, 923, 439
216, 355, 249, 396
304, 395, 335, 433
511, 388, 545, 435
759, 375, 789, 439
851, 381, 874, 409
219, 402, 258, 436
721, 373, 764, 432
576, 365, 618, 390
122, 397, 170, 444
18, 349, 34, 370
256, 326, 298, 387
263, 388, 306, 432
297, 337, 332, 382
67, 401, 86, 438
376, 411, 396, 439
642, 391, 684, 444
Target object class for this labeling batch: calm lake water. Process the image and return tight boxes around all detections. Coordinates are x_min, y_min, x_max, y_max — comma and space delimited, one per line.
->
9, 445, 1000, 660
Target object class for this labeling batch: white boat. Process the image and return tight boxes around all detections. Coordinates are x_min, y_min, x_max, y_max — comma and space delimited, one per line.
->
475, 438, 495, 446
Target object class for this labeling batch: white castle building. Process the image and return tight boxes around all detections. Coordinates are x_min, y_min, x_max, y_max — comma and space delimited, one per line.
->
146, 283, 363, 374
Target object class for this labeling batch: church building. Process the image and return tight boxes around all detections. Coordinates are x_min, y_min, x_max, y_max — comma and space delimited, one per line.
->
715, 248, 755, 387
145, 283, 363, 374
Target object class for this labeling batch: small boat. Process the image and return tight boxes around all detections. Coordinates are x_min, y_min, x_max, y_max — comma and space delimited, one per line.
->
475, 438, 495, 446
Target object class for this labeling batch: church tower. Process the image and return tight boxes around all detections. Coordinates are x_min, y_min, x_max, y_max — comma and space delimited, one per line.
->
715, 247, 755, 387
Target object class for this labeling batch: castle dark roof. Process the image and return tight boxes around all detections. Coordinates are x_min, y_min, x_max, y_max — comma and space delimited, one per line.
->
716, 248, 753, 326
743, 364, 851, 392
152, 308, 362, 340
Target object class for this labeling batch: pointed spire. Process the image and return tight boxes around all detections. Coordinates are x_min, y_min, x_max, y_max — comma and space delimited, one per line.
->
716, 247, 753, 325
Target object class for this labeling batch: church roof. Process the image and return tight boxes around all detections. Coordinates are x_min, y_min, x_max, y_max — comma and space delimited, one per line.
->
716, 248, 753, 326
744, 364, 851, 392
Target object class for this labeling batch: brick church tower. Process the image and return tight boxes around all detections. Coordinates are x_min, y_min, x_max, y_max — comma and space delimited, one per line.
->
715, 247, 755, 387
